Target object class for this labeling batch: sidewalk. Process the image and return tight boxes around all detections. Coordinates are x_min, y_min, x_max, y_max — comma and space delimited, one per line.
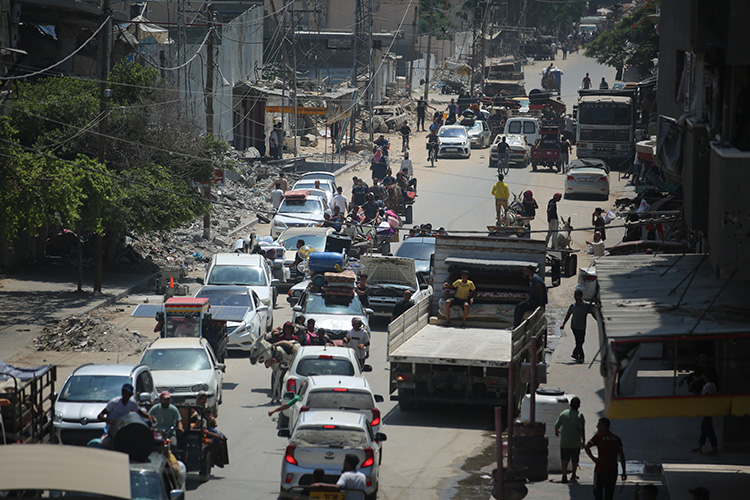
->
0, 266, 154, 360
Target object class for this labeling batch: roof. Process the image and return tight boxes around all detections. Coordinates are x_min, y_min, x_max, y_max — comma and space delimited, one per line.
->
73, 364, 139, 377
297, 409, 367, 427
597, 254, 750, 340
211, 253, 265, 265
277, 226, 333, 239
147, 337, 206, 349
579, 95, 632, 104
0, 445, 130, 498
306, 375, 371, 390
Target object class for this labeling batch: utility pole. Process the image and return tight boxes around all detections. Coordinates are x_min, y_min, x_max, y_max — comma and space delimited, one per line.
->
93, 0, 112, 294
203, 3, 215, 239
281, 2, 287, 159
422, 0, 433, 101
351, 0, 373, 143
408, 5, 418, 92
291, 0, 298, 156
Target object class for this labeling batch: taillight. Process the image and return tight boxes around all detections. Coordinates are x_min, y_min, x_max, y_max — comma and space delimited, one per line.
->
370, 408, 381, 427
599, 176, 608, 182
284, 444, 298, 465
333, 388, 348, 392
318, 355, 333, 359
567, 175, 575, 181
300, 405, 310, 412
366, 476, 373, 487
362, 447, 374, 467
396, 373, 411, 382
286, 378, 297, 393
285, 473, 294, 484
323, 425, 336, 429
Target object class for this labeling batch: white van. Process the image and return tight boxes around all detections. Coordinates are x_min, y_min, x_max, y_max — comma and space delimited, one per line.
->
503, 117, 541, 146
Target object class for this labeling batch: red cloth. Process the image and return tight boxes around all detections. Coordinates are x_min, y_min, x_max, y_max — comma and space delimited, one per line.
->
587, 431, 623, 474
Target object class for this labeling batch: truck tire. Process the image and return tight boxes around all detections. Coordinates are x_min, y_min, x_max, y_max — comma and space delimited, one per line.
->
550, 259, 561, 287
405, 205, 413, 224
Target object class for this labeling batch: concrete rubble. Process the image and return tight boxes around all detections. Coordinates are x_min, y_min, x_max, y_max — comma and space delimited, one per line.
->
34, 314, 148, 355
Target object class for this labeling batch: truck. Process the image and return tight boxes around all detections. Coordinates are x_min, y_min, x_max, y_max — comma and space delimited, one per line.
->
386, 236, 547, 411
575, 89, 637, 167
0, 362, 56, 444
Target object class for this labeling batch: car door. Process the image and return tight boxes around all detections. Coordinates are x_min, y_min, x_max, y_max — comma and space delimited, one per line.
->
205, 343, 223, 400
250, 291, 266, 335
288, 380, 309, 432
482, 121, 490, 144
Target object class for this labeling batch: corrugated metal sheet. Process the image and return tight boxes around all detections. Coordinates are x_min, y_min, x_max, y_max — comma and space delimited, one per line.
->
597, 254, 750, 339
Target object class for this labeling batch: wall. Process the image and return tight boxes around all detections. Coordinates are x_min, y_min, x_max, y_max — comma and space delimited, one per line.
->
655, 0, 694, 121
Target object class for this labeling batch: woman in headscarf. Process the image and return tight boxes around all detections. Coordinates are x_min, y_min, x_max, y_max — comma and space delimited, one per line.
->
522, 190, 538, 218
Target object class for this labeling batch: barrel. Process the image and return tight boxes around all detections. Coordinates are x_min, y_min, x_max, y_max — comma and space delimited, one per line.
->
308, 252, 346, 272
111, 412, 154, 461
512, 422, 548, 482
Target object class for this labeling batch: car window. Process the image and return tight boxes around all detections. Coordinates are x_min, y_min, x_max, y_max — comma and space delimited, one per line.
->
507, 121, 522, 134
279, 199, 324, 214
136, 371, 153, 394
278, 234, 327, 250
483, 121, 489, 131
59, 375, 129, 403
303, 294, 364, 315
293, 427, 368, 448
295, 358, 356, 377
207, 265, 265, 286
195, 288, 253, 307
141, 348, 211, 371
307, 390, 374, 410
523, 121, 537, 134
130, 471, 166, 500
295, 181, 333, 193
395, 241, 435, 261
439, 127, 467, 138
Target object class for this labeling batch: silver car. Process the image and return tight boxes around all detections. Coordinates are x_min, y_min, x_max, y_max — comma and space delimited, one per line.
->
465, 120, 492, 148
292, 291, 373, 339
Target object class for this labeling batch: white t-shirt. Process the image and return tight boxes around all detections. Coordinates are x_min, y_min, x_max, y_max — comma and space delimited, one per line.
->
702, 381, 717, 396
346, 328, 370, 360
332, 193, 348, 215
271, 189, 284, 210
104, 396, 140, 421
336, 470, 367, 500
400, 158, 413, 178
590, 240, 605, 257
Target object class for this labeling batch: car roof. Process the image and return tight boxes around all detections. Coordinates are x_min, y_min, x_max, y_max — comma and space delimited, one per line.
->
277, 226, 333, 239
306, 375, 372, 391
196, 285, 251, 294
147, 337, 206, 349
211, 253, 265, 266
400, 236, 436, 245
296, 346, 358, 359
300, 171, 336, 179
440, 124, 466, 130
73, 364, 141, 376
297, 409, 368, 427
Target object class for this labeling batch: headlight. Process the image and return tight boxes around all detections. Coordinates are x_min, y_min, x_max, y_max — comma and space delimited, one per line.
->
191, 383, 209, 392
54, 411, 63, 423
274, 219, 287, 228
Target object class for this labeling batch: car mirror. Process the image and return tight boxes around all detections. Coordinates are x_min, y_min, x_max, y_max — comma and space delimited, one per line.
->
258, 305, 269, 312
364, 308, 374, 315
138, 392, 151, 403
169, 490, 185, 500
419, 283, 429, 291
362, 364, 373, 373
271, 279, 280, 286
196, 277, 204, 285
293, 305, 303, 312
375, 433, 387, 442
374, 394, 384, 403
217, 363, 226, 372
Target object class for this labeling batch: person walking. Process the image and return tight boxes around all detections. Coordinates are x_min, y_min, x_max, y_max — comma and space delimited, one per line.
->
310, 454, 367, 500
491, 173, 510, 226
399, 121, 411, 151
554, 396, 585, 483
446, 98, 458, 125
545, 193, 562, 248
599, 77, 609, 90
582, 73, 592, 90
443, 270, 476, 328
331, 186, 348, 216
345, 318, 370, 368
513, 265, 547, 327
559, 136, 571, 171
693, 371, 719, 455
584, 418, 627, 500
416, 97, 434, 131
561, 290, 596, 363
270, 183, 285, 211
592, 208, 607, 240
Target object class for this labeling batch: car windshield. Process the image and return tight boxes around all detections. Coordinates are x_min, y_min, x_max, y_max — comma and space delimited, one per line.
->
59, 375, 130, 403
506, 137, 525, 146
296, 358, 356, 377
303, 294, 364, 315
307, 390, 374, 410
295, 181, 333, 193
395, 241, 435, 260
141, 348, 210, 371
579, 102, 631, 126
439, 128, 467, 138
130, 471, 167, 500
278, 234, 327, 251
195, 288, 253, 308
279, 199, 324, 214
293, 427, 368, 448
469, 122, 484, 132
207, 265, 265, 286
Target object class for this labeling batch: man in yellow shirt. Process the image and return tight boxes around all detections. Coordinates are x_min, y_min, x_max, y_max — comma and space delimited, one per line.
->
491, 173, 510, 225
444, 270, 476, 327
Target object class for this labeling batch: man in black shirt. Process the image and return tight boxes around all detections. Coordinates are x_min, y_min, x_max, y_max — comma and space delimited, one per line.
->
416, 98, 433, 131
369, 178, 385, 201
351, 178, 368, 211
545, 193, 562, 248
399, 121, 411, 151
391, 290, 415, 322
362, 193, 380, 224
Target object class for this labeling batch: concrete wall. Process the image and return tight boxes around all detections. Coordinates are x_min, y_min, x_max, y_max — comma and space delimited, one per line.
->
656, 0, 695, 120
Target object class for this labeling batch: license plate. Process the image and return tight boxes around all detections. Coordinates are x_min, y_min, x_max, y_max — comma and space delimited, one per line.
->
310, 492, 345, 500
398, 382, 416, 389
447, 147, 458, 152
576, 177, 594, 182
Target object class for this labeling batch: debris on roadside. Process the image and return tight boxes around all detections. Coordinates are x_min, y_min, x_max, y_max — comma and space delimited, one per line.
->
33, 314, 149, 355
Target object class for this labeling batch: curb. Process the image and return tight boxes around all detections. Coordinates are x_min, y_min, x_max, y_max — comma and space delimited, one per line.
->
94, 272, 159, 310
333, 158, 365, 179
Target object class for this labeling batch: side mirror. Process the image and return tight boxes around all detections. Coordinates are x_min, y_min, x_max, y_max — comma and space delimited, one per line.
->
196, 278, 204, 285
374, 394, 384, 403
169, 490, 185, 500
271, 279, 280, 286
293, 305, 303, 312
257, 305, 269, 312
419, 283, 429, 291
375, 433, 387, 442
362, 364, 373, 373
217, 363, 226, 372
364, 308, 374, 315
138, 392, 151, 403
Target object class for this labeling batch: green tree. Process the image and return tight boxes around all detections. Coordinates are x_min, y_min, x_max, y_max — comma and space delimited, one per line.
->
585, 0, 660, 77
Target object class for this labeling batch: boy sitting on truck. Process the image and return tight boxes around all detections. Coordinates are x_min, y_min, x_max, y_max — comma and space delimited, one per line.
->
443, 270, 476, 328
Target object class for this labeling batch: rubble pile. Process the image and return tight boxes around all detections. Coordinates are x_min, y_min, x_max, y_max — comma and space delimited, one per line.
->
34, 314, 149, 354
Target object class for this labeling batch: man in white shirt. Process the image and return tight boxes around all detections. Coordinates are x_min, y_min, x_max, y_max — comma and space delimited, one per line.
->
400, 153, 413, 178
311, 454, 367, 500
271, 183, 285, 211
346, 318, 370, 368
331, 186, 348, 215
97, 383, 155, 447
586, 231, 606, 257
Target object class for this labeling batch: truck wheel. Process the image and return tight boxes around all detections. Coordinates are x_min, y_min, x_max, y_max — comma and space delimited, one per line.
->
405, 205, 413, 224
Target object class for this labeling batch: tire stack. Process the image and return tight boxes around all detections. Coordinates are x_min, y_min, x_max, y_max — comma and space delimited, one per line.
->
512, 422, 548, 481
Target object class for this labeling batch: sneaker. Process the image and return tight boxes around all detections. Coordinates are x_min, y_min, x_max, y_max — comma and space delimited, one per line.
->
561, 475, 568, 483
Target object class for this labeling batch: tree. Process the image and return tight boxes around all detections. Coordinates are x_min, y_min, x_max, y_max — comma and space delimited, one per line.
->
585, 0, 660, 77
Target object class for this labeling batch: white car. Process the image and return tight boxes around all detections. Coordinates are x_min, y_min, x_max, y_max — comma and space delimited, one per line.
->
286, 375, 385, 436
465, 120, 492, 148
201, 253, 277, 326
194, 285, 269, 350
292, 179, 336, 207
437, 125, 471, 158
139, 337, 225, 414
490, 134, 531, 168
271, 192, 327, 238
279, 410, 386, 500
564, 158, 610, 200
275, 226, 334, 282
299, 171, 337, 189
292, 291, 373, 338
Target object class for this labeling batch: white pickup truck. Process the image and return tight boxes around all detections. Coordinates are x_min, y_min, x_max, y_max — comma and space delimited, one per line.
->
360, 255, 432, 315
386, 235, 548, 410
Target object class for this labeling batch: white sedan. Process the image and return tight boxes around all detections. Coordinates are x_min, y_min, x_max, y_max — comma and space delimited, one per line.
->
465, 120, 492, 149
292, 179, 335, 207
489, 134, 531, 168
437, 125, 471, 158
271, 194, 327, 238
194, 285, 269, 349
139, 337, 225, 414
564, 158, 610, 200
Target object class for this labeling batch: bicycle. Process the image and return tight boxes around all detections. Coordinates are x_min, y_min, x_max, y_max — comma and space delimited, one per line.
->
427, 143, 438, 167
497, 153, 510, 176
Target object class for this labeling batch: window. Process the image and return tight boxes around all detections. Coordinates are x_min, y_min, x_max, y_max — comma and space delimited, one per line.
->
207, 265, 265, 286
293, 427, 368, 448
196, 288, 253, 307
295, 358, 356, 377
59, 375, 129, 403
141, 348, 211, 371
507, 121, 522, 134
136, 371, 153, 394
307, 390, 374, 410
523, 121, 537, 134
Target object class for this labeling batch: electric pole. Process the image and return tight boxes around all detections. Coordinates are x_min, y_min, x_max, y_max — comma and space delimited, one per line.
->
408, 5, 418, 92
423, 0, 433, 101
291, 0, 298, 156
203, 3, 215, 239
351, 0, 373, 143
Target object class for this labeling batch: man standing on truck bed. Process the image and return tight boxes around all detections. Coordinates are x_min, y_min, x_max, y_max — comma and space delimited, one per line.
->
391, 290, 415, 322
582, 73, 592, 90
443, 270, 476, 328
513, 265, 547, 327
